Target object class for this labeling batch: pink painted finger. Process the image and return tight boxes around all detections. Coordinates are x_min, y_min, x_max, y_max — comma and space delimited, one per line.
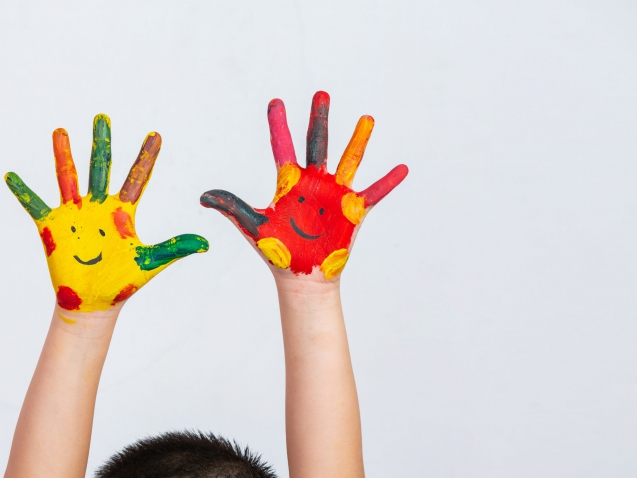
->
52, 128, 82, 207
268, 99, 297, 168
360, 164, 409, 207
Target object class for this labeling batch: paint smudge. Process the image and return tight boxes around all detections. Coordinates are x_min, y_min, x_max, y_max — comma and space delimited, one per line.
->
112, 284, 138, 305
40, 227, 56, 256
57, 285, 82, 310
113, 207, 135, 238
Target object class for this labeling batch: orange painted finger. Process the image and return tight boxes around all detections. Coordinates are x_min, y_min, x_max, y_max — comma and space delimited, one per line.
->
52, 128, 82, 207
335, 115, 374, 187
119, 132, 162, 204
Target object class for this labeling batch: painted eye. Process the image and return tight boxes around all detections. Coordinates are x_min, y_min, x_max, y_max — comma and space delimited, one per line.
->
99, 229, 105, 236
299, 196, 306, 203
319, 208, 325, 215
71, 226, 76, 233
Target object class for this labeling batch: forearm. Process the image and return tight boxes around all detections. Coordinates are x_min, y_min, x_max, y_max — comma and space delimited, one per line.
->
276, 276, 364, 478
5, 304, 120, 478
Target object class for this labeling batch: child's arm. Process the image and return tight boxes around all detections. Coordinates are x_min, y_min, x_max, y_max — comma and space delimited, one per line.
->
4, 116, 208, 478
5, 305, 121, 477
201, 91, 408, 477
275, 275, 363, 477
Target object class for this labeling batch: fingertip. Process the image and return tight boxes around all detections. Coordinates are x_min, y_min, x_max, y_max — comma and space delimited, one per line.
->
52, 128, 69, 138
143, 131, 162, 151
198, 236, 210, 252
360, 114, 375, 125
395, 163, 409, 180
313, 90, 330, 106
93, 114, 112, 133
268, 98, 285, 115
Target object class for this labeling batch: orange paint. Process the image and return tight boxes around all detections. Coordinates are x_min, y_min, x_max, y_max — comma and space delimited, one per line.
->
112, 207, 135, 238
53, 129, 82, 208
111, 283, 138, 304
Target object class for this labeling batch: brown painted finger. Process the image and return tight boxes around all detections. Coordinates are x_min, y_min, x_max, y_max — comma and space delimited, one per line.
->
119, 132, 162, 204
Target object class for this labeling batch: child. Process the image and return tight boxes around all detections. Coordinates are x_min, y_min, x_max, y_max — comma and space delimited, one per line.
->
4, 92, 407, 478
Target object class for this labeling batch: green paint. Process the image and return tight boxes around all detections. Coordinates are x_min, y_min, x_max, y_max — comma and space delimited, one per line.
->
135, 234, 209, 271
5, 172, 51, 220
89, 114, 112, 203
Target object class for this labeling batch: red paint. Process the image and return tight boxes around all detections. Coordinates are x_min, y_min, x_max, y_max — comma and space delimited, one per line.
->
40, 227, 56, 256
361, 164, 409, 207
57, 285, 82, 310
247, 167, 357, 275
111, 284, 138, 305
112, 207, 134, 238
268, 99, 297, 168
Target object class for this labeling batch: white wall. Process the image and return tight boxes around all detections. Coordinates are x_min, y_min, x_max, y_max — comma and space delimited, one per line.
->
1, 1, 636, 476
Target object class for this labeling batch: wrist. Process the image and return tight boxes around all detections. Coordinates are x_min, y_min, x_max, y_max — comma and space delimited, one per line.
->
52, 302, 122, 341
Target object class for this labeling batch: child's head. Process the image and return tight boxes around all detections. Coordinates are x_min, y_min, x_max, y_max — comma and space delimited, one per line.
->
95, 430, 276, 478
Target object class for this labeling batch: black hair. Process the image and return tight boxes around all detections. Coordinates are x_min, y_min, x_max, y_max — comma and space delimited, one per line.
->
95, 430, 277, 478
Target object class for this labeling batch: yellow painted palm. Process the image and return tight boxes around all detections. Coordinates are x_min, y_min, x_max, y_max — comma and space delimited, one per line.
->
5, 114, 208, 312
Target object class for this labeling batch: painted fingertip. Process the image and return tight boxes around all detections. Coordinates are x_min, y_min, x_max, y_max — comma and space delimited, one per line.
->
93, 113, 112, 131
196, 235, 210, 253
200, 190, 223, 209
312, 90, 330, 105
52, 127, 69, 138
268, 98, 285, 114
395, 163, 409, 178
143, 131, 162, 151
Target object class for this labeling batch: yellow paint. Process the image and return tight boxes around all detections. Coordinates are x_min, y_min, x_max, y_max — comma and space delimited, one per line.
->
257, 237, 291, 269
273, 164, 301, 203
320, 248, 349, 279
341, 192, 366, 225
58, 313, 76, 324
35, 195, 167, 312
335, 115, 374, 186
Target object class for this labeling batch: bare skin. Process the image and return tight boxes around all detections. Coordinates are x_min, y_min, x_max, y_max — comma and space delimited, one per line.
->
4, 304, 122, 478
275, 270, 364, 478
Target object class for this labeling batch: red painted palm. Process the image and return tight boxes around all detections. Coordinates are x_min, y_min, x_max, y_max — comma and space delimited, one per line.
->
201, 91, 408, 279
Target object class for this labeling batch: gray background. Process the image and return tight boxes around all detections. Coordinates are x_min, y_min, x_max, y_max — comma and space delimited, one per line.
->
1, 1, 636, 476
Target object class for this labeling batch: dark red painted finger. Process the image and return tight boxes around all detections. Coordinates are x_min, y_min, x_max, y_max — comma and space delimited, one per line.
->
359, 164, 409, 208
119, 132, 162, 204
53, 129, 82, 207
201, 189, 269, 237
268, 99, 297, 169
306, 91, 330, 170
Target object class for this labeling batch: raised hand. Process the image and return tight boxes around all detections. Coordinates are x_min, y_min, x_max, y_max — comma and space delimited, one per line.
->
5, 114, 209, 312
201, 91, 408, 280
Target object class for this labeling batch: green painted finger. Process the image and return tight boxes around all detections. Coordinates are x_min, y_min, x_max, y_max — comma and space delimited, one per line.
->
4, 172, 51, 220
89, 114, 112, 203
135, 234, 209, 271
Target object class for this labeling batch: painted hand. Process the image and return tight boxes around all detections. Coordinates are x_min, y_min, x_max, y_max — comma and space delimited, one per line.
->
201, 91, 408, 280
5, 115, 209, 312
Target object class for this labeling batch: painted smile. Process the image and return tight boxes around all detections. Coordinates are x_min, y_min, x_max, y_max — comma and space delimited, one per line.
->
290, 218, 323, 240
73, 252, 103, 266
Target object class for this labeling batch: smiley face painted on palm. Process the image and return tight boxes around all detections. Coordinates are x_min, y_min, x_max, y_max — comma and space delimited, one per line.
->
201, 92, 409, 279
5, 115, 209, 312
